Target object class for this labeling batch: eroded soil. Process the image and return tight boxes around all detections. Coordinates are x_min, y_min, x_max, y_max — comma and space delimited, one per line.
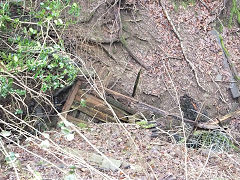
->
63, 0, 239, 124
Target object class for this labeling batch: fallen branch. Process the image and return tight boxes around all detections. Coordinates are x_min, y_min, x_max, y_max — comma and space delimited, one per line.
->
210, 109, 240, 125
105, 87, 222, 130
199, 0, 211, 12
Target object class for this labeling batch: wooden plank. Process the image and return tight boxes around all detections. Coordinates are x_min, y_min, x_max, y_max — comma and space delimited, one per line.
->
62, 81, 81, 118
66, 115, 90, 125
75, 90, 129, 121
104, 87, 200, 125
71, 101, 117, 122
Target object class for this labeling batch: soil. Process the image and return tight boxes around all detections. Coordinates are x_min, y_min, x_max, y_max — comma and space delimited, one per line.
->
63, 0, 238, 124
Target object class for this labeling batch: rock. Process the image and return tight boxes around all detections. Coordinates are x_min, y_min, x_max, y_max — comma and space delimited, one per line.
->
100, 157, 122, 171
88, 153, 122, 171
215, 74, 222, 81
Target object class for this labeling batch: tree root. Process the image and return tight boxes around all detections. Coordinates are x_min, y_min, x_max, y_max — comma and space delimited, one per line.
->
159, 0, 207, 92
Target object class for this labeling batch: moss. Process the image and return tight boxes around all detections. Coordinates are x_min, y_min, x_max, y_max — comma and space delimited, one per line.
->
219, 34, 230, 57
228, 0, 240, 27
188, 130, 237, 151
136, 121, 155, 129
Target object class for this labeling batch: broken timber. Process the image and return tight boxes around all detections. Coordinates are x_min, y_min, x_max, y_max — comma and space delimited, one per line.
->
62, 80, 129, 123
62, 79, 223, 130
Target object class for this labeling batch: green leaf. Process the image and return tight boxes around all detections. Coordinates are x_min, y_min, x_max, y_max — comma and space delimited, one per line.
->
136, 121, 148, 126
77, 123, 87, 129
80, 99, 86, 107
15, 109, 23, 115
5, 152, 19, 163
29, 28, 37, 35
58, 121, 65, 128
237, 10, 240, 24
13, 55, 18, 62
61, 127, 71, 135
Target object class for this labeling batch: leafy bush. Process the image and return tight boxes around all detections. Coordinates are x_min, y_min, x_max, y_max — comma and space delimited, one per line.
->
0, 0, 81, 97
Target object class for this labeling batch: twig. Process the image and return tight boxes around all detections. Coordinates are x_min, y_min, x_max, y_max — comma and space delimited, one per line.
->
159, 0, 207, 92
209, 109, 240, 125
162, 61, 188, 179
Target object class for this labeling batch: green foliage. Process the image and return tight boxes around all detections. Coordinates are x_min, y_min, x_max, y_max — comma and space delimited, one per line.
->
0, 0, 80, 95
5, 152, 19, 163
80, 99, 86, 107
136, 120, 155, 129
189, 130, 237, 151
0, 77, 26, 97
32, 0, 80, 21
77, 122, 88, 129
15, 109, 23, 115
229, 0, 240, 27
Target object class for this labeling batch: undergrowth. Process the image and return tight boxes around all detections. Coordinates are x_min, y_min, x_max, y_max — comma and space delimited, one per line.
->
0, 0, 80, 95
229, 0, 240, 27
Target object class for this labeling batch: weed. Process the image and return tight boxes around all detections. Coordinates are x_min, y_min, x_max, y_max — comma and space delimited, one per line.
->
136, 120, 155, 129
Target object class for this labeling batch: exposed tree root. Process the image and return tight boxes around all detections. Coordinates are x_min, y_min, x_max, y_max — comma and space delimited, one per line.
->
159, 0, 207, 92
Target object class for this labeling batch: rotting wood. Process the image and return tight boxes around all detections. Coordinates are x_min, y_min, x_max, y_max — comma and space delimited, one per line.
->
75, 89, 129, 122
104, 87, 225, 130
62, 80, 81, 118
62, 80, 130, 123
104, 88, 194, 123
71, 101, 117, 123
62, 79, 223, 130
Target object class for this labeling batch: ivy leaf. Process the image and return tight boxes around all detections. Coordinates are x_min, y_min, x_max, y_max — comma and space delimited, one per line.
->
15, 109, 23, 115
5, 152, 19, 163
